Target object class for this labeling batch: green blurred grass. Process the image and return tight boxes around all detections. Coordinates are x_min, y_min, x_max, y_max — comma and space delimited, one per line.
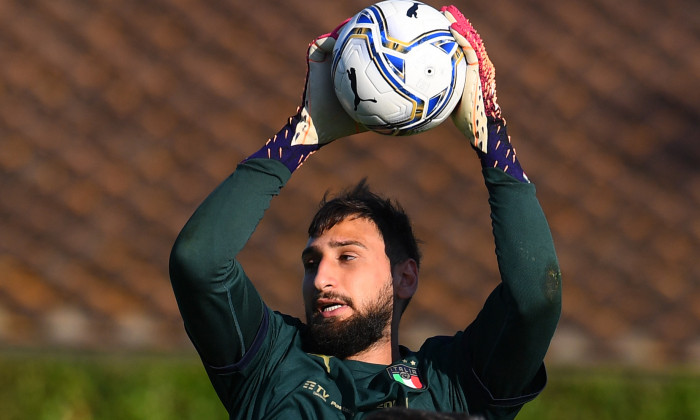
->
0, 351, 227, 420
518, 365, 700, 420
1, 352, 698, 419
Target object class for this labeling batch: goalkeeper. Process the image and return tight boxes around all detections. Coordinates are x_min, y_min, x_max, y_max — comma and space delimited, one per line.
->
169, 5, 561, 419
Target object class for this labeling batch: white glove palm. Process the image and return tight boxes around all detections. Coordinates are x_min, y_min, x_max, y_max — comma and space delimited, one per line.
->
245, 21, 366, 173
293, 22, 367, 146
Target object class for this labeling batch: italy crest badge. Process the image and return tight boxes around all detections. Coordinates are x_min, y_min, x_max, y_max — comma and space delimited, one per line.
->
387, 363, 424, 389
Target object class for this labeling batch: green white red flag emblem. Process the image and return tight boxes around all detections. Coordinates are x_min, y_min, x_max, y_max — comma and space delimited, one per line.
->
387, 364, 423, 389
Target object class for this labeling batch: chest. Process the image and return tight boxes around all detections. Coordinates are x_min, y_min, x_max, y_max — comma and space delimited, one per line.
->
256, 355, 439, 418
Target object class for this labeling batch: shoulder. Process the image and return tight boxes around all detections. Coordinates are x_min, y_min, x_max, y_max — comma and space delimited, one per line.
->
416, 331, 468, 361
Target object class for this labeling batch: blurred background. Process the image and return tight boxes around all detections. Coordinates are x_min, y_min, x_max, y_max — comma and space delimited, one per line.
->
0, 0, 699, 418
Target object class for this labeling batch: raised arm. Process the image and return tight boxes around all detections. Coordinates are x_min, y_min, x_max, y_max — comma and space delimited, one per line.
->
169, 158, 289, 368
442, 4, 562, 401
168, 25, 366, 369
471, 167, 561, 397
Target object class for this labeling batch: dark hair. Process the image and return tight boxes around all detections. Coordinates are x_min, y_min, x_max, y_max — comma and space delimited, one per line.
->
308, 179, 421, 269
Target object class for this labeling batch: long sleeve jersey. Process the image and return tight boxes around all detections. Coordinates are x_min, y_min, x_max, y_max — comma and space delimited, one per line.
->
169, 158, 561, 419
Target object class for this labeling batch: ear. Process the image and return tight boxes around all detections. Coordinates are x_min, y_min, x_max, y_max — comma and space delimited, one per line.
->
392, 259, 418, 300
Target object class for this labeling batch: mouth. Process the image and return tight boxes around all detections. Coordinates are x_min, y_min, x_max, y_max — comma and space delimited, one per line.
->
315, 298, 351, 318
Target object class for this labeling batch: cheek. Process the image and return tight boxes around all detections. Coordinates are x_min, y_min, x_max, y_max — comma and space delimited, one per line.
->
301, 277, 314, 302
355, 270, 394, 303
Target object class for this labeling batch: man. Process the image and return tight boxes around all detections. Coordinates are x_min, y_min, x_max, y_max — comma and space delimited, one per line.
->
169, 5, 561, 419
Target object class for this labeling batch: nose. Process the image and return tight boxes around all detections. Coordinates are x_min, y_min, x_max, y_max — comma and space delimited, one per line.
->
312, 257, 337, 291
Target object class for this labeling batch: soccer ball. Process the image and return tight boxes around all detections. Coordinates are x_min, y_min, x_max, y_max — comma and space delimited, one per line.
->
331, 0, 467, 136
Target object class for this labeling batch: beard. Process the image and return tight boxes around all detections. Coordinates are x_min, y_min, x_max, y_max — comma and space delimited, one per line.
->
302, 283, 393, 359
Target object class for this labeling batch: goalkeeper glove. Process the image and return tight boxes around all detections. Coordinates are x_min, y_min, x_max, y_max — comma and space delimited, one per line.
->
442, 5, 528, 183
245, 20, 367, 173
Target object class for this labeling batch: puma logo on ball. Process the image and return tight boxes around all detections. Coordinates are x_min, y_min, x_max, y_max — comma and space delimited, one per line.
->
347, 68, 377, 110
407, 3, 419, 18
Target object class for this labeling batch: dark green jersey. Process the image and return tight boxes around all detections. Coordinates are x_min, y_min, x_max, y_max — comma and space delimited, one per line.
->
169, 159, 561, 419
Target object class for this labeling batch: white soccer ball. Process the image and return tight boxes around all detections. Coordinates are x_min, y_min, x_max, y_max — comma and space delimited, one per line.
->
332, 0, 467, 136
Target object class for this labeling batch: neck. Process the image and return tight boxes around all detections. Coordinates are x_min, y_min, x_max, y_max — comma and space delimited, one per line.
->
345, 321, 400, 365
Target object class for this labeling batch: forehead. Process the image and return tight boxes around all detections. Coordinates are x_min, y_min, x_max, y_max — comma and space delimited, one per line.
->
306, 216, 384, 247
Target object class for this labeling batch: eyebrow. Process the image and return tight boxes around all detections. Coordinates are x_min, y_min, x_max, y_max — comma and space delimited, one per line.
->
301, 240, 368, 259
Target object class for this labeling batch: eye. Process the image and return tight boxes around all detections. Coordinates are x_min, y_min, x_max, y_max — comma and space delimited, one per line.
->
302, 257, 318, 270
339, 254, 357, 262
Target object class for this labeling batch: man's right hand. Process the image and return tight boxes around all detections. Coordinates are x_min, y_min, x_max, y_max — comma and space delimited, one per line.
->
294, 20, 368, 147
245, 20, 367, 173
